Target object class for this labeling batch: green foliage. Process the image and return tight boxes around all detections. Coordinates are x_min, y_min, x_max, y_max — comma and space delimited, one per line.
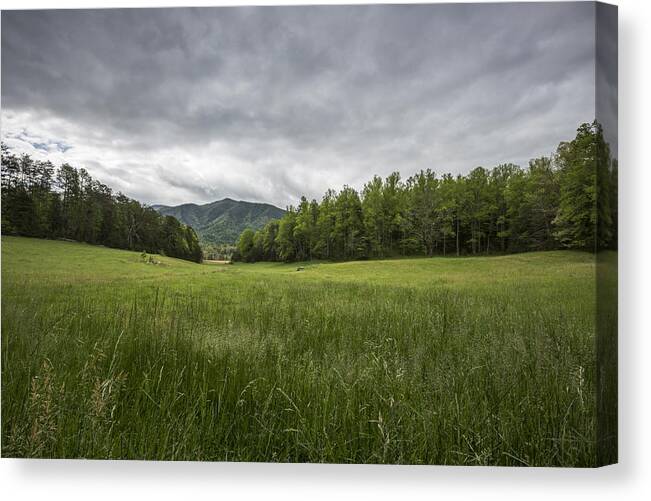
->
236, 228, 257, 262
202, 243, 237, 261
506, 158, 560, 251
276, 209, 298, 262
1, 236, 607, 465
1, 146, 202, 263
153, 198, 285, 245
235, 122, 617, 262
552, 121, 616, 250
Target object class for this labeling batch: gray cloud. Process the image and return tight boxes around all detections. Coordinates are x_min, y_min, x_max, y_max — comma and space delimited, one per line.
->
1, 3, 614, 207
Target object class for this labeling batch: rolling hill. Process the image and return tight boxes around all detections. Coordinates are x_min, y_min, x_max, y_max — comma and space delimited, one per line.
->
152, 198, 286, 245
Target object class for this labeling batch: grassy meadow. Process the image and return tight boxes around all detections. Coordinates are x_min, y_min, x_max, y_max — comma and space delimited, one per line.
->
1, 236, 601, 465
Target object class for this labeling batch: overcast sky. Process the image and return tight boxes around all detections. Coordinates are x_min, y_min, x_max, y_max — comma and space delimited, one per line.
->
1, 3, 616, 208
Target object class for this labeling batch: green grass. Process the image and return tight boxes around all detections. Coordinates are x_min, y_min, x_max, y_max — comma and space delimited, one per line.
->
1, 236, 602, 465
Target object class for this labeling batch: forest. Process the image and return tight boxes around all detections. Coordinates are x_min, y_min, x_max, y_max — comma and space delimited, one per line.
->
0, 146, 203, 263
235, 121, 617, 263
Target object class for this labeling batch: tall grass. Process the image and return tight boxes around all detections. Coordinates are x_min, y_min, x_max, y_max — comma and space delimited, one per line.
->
1, 237, 603, 465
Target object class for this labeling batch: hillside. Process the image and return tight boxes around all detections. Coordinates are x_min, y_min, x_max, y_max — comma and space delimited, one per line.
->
152, 198, 285, 245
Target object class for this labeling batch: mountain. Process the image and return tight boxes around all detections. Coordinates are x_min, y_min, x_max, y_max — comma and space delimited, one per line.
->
152, 198, 286, 245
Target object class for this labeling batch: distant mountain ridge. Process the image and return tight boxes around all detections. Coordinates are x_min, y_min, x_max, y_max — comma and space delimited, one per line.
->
152, 198, 286, 245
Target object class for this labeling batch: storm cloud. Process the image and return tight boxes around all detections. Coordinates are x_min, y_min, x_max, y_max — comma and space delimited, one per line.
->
1, 3, 614, 207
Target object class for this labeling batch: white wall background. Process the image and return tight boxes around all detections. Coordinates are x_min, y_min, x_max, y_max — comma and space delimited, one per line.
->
1, 1, 649, 500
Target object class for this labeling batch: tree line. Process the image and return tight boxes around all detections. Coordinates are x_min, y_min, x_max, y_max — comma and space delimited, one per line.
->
202, 243, 236, 261
235, 121, 617, 263
1, 145, 203, 263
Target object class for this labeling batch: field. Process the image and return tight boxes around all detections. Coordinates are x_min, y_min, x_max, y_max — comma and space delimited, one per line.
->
1, 236, 601, 465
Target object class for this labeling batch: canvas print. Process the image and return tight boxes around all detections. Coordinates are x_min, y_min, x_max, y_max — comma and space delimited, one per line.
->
0, 2, 617, 466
